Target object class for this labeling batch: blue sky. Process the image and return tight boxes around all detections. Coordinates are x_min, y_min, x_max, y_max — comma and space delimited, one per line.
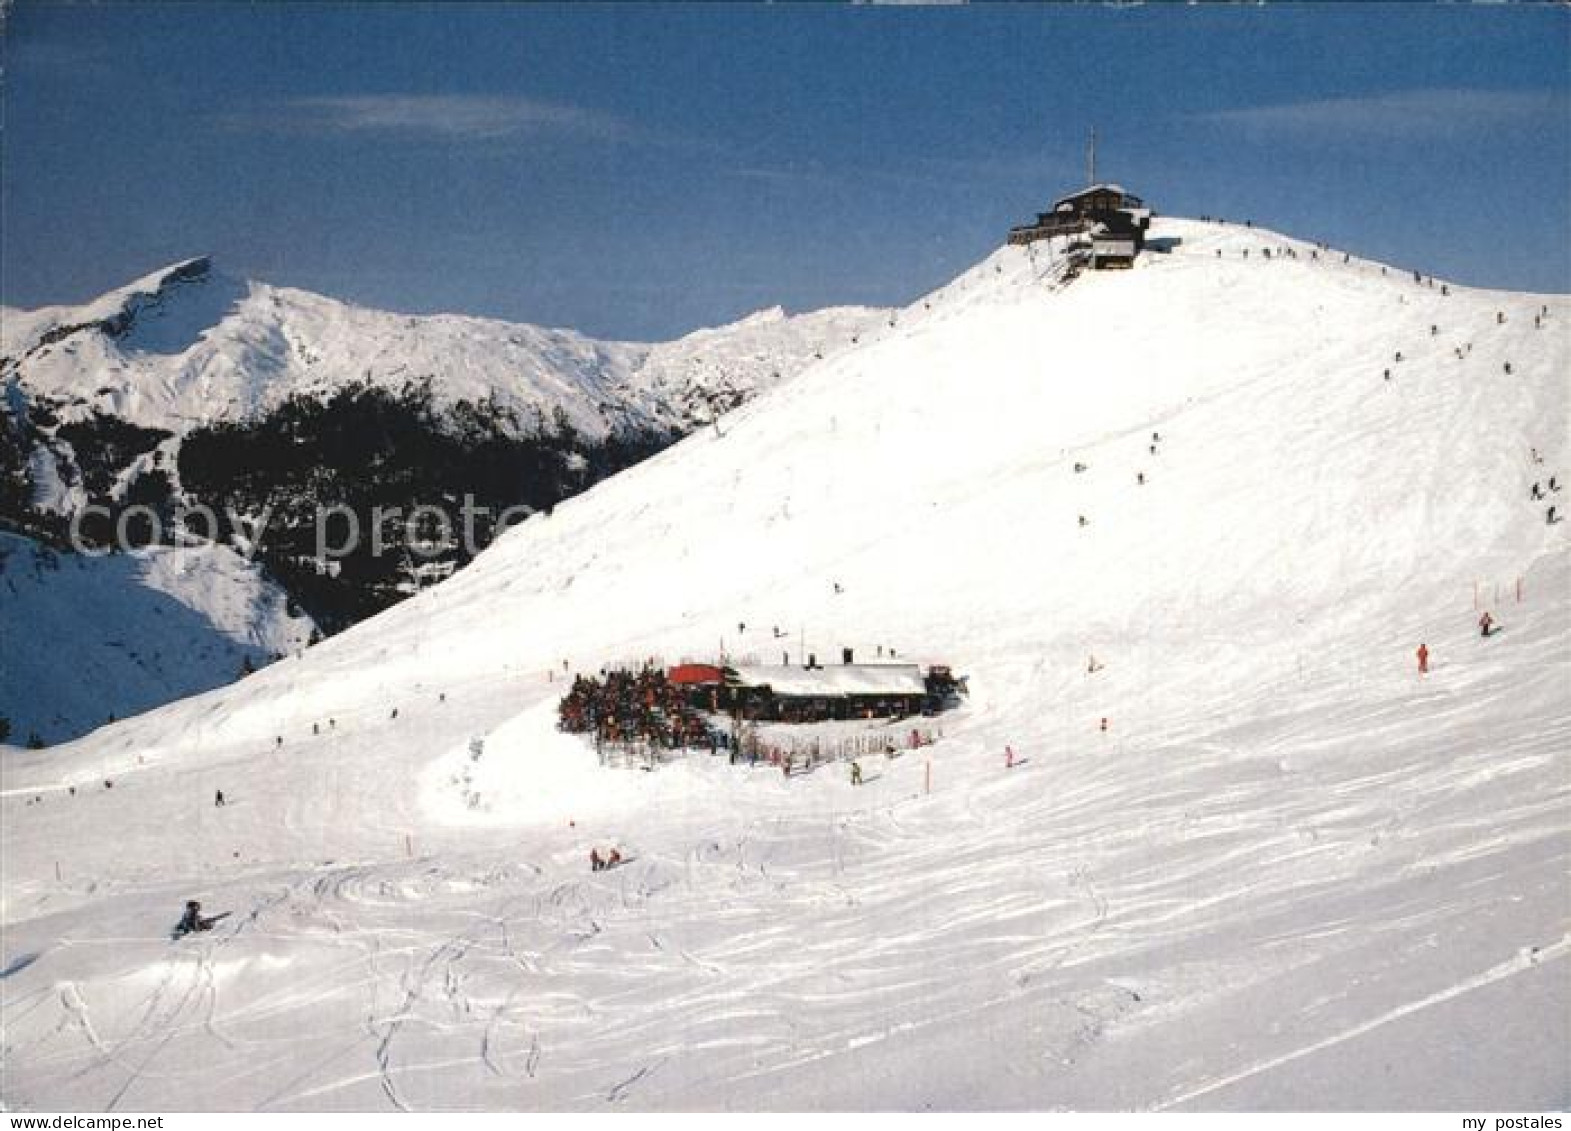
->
4, 3, 1568, 340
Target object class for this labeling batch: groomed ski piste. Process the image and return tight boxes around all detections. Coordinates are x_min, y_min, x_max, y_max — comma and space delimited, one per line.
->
2, 217, 1567, 1111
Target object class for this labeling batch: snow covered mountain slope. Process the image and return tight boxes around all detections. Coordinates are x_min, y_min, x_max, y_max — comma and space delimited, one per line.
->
629, 304, 892, 424
0, 532, 315, 745
2, 217, 1567, 1111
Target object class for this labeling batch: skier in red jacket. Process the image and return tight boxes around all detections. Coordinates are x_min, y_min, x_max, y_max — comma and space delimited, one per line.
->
1416, 643, 1429, 674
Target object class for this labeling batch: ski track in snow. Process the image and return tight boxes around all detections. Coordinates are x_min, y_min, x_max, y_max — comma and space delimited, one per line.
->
1156, 933, 1571, 1110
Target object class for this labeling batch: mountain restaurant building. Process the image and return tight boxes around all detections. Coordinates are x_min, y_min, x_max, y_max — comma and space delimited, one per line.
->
1007, 183, 1152, 256
725, 663, 928, 722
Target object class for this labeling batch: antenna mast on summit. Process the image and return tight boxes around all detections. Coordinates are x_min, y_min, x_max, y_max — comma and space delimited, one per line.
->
1087, 126, 1097, 186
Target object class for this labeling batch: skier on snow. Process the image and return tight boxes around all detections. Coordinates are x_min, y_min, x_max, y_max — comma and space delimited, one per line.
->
173, 900, 226, 938
591, 847, 624, 872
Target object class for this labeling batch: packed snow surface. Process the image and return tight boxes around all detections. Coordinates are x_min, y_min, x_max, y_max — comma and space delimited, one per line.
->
2, 219, 1568, 1110
727, 663, 926, 697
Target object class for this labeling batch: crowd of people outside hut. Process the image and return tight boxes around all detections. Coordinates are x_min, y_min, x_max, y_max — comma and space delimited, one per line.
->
557, 665, 715, 753
556, 661, 953, 775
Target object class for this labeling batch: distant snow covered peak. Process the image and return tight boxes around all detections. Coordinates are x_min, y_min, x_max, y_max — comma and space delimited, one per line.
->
4, 259, 893, 439
1, 256, 219, 360
5, 264, 638, 436
114, 254, 216, 306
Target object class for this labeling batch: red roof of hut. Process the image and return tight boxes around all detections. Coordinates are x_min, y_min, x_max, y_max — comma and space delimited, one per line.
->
668, 663, 726, 686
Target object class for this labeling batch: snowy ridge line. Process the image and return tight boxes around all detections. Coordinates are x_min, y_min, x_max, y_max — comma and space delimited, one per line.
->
1153, 933, 1571, 1111
4, 258, 893, 441
1165, 219, 1476, 295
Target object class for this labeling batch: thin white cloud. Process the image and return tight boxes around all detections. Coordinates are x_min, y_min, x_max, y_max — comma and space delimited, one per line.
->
723, 152, 1079, 194
726, 164, 838, 187
1198, 88, 1566, 137
226, 93, 628, 142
